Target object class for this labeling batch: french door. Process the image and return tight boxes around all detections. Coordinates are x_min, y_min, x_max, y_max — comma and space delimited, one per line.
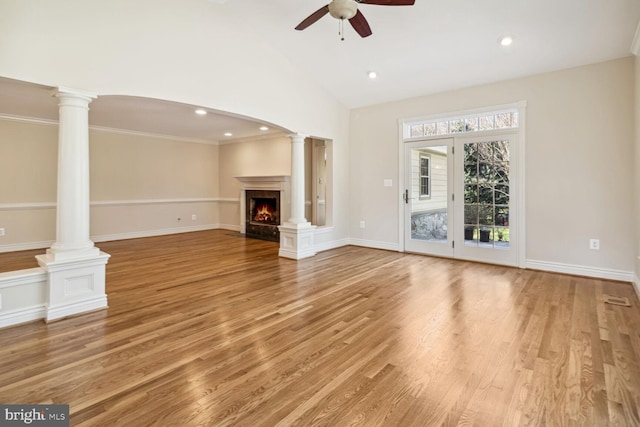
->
404, 133, 518, 266
403, 138, 454, 258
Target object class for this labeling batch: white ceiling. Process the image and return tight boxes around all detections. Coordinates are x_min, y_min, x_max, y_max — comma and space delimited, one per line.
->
225, 0, 640, 108
1, 0, 638, 141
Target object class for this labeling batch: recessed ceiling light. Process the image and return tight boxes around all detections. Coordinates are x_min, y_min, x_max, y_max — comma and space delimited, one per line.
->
368, 71, 377, 79
224, 132, 233, 137
498, 36, 513, 47
259, 126, 269, 131
195, 109, 207, 116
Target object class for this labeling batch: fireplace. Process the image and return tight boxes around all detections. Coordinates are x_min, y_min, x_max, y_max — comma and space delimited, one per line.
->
245, 190, 280, 241
236, 175, 290, 242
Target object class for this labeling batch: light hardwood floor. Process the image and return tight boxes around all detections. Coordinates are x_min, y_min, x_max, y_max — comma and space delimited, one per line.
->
1, 230, 639, 426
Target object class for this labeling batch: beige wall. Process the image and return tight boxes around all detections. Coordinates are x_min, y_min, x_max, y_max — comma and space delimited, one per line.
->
0, 118, 221, 250
0, 119, 57, 246
350, 57, 635, 273
89, 131, 220, 239
0, 119, 57, 202
90, 131, 218, 200
218, 136, 292, 199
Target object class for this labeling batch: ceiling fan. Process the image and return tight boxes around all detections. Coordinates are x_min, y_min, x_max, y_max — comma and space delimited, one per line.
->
295, 0, 415, 39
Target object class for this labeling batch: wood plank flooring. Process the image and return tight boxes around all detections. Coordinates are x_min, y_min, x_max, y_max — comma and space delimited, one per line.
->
1, 230, 639, 426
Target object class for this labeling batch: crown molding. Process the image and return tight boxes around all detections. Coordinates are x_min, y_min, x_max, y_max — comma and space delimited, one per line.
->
0, 113, 58, 126
88, 125, 219, 145
0, 113, 219, 145
217, 130, 286, 145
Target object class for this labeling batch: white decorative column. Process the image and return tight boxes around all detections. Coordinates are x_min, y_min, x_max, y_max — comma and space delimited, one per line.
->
36, 87, 110, 322
278, 134, 316, 259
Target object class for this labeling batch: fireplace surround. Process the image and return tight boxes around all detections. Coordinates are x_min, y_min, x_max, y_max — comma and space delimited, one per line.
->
236, 175, 291, 241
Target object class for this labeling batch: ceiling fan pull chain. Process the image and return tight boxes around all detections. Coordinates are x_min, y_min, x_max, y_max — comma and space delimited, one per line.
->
340, 18, 345, 41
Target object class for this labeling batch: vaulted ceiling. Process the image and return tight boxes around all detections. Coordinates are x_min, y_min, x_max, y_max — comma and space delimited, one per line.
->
225, 0, 640, 108
1, 0, 638, 142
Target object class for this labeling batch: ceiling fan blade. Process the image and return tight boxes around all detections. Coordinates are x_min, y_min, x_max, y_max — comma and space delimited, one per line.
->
357, 0, 415, 5
295, 5, 330, 31
349, 10, 372, 38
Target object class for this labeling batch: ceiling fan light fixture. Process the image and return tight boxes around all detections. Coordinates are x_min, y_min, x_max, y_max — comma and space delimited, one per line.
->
328, 0, 358, 20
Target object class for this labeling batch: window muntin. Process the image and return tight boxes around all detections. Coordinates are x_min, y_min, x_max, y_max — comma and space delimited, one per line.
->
405, 110, 518, 139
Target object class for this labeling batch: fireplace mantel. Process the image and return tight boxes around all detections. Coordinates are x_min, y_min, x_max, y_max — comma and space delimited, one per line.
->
235, 176, 290, 234
235, 175, 290, 186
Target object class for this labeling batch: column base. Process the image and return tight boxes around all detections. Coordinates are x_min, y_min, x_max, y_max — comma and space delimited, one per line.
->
278, 223, 317, 260
43, 245, 100, 262
36, 252, 111, 322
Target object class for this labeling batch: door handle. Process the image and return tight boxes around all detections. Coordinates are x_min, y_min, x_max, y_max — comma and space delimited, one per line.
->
403, 189, 409, 204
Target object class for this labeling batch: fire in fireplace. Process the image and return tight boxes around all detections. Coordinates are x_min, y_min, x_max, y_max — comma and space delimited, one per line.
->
251, 198, 278, 224
246, 190, 280, 242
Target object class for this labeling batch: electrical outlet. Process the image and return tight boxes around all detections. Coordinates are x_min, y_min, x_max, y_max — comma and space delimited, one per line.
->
191, 214, 197, 221
0, 228, 4, 236
589, 239, 600, 250
359, 220, 366, 229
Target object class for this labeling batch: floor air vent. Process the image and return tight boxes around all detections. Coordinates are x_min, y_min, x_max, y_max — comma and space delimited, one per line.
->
603, 294, 631, 307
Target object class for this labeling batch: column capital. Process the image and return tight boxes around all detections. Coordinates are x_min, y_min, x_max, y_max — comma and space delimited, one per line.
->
52, 86, 97, 102
289, 133, 308, 144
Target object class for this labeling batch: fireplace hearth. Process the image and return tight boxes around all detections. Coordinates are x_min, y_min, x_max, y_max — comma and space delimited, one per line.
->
245, 190, 280, 242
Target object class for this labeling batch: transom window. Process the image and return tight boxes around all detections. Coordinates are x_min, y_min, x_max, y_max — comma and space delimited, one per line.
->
404, 110, 519, 139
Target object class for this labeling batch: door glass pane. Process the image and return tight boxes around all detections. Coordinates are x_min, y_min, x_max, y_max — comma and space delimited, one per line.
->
464, 163, 478, 183
464, 185, 478, 203
411, 145, 448, 242
463, 140, 510, 249
479, 184, 493, 203
494, 184, 509, 205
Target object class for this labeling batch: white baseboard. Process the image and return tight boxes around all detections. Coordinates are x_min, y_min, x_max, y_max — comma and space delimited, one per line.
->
315, 238, 350, 253
526, 259, 633, 282
0, 224, 232, 252
0, 240, 53, 253
348, 238, 400, 252
91, 224, 220, 243
633, 274, 640, 299
0, 305, 45, 329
